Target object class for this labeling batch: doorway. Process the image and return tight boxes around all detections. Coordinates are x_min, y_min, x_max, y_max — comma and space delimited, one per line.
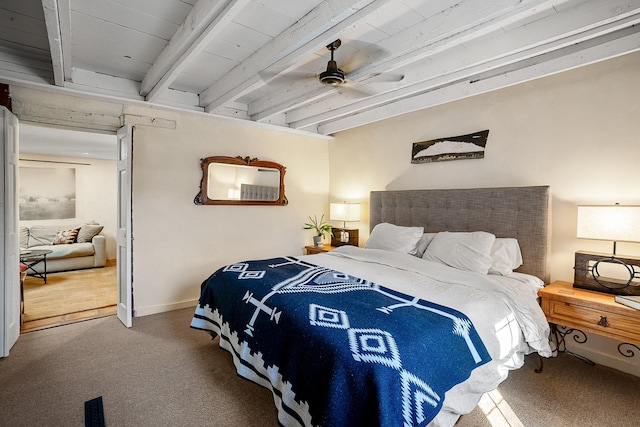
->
18, 124, 118, 332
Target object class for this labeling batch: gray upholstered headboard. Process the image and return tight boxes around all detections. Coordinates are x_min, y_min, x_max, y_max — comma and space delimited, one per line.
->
370, 186, 551, 283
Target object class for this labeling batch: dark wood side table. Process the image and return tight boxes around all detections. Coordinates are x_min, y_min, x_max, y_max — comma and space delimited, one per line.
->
304, 245, 336, 255
330, 229, 359, 247
538, 280, 640, 359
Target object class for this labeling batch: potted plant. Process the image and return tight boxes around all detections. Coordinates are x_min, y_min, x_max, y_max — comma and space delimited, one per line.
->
304, 214, 333, 247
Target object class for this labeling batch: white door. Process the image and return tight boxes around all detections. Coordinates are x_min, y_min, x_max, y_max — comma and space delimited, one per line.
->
1, 107, 20, 357
116, 125, 133, 327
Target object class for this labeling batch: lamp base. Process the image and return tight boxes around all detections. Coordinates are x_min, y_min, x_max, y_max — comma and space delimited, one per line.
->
331, 228, 359, 247
573, 251, 640, 295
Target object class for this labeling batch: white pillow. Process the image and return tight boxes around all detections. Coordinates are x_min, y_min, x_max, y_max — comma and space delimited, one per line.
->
422, 231, 496, 274
488, 238, 523, 275
366, 223, 424, 254
414, 233, 437, 257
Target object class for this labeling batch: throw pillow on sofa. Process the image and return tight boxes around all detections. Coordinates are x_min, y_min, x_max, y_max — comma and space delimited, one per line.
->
53, 227, 81, 245
77, 224, 104, 243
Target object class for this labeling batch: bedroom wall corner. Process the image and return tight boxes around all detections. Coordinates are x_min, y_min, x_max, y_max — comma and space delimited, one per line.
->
328, 51, 640, 281
327, 51, 640, 377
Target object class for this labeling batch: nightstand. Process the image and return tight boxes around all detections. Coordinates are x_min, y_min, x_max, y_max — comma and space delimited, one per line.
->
304, 245, 336, 255
538, 281, 640, 355
330, 229, 359, 247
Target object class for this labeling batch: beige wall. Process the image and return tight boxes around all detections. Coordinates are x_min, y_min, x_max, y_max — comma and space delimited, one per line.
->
329, 51, 640, 375
9, 88, 331, 317
126, 108, 330, 316
330, 51, 640, 280
18, 154, 117, 260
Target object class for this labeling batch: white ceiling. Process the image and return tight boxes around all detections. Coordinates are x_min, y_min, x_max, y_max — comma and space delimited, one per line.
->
0, 0, 639, 137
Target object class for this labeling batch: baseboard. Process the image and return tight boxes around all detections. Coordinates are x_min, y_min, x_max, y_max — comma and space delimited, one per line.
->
133, 299, 198, 317
565, 334, 640, 377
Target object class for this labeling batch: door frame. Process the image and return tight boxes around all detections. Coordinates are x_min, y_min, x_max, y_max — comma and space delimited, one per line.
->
3, 118, 133, 338
116, 125, 133, 327
1, 107, 20, 357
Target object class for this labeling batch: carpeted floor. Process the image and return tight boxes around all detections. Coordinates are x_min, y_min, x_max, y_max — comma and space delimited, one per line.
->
1, 307, 639, 426
456, 353, 640, 426
1, 307, 277, 427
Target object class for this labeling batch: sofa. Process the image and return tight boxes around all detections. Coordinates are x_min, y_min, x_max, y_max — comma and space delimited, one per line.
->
19, 223, 107, 274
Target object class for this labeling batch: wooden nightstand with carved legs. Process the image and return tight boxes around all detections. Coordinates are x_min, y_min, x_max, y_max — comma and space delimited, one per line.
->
538, 281, 640, 361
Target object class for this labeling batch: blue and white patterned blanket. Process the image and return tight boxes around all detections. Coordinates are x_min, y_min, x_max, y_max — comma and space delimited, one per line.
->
191, 256, 491, 426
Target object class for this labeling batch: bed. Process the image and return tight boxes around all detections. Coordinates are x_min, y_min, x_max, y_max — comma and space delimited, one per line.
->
191, 185, 552, 426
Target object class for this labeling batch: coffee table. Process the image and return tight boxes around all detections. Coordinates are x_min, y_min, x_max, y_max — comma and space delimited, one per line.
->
20, 249, 53, 284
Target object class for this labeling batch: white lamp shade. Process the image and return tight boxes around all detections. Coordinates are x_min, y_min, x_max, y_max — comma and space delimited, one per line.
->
577, 205, 640, 242
330, 203, 361, 222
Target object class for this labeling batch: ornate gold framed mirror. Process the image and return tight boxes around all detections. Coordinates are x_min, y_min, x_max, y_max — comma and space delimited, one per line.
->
194, 156, 288, 206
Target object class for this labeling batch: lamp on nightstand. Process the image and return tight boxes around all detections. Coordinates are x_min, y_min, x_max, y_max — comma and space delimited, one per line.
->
330, 202, 360, 247
574, 204, 640, 295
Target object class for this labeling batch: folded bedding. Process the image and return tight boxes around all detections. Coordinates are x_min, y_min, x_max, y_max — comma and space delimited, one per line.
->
191, 245, 551, 427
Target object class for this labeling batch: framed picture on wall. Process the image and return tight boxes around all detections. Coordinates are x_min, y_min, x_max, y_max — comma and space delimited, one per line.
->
411, 129, 489, 163
19, 167, 76, 220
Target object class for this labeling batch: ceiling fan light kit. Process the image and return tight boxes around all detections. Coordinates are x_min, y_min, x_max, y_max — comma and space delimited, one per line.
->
319, 61, 345, 85
319, 40, 345, 86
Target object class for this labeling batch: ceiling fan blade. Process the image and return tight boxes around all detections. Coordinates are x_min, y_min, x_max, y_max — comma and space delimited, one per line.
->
257, 39, 404, 95
338, 82, 377, 98
258, 70, 317, 86
349, 73, 405, 95
338, 41, 389, 74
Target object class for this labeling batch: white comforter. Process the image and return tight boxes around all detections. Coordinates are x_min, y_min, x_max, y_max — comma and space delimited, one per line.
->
304, 245, 551, 426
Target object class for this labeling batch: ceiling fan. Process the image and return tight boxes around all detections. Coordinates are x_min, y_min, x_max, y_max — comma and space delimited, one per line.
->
319, 40, 346, 86
259, 39, 403, 97
316, 39, 404, 97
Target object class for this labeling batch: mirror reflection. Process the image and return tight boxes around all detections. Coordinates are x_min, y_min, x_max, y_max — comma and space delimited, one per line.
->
208, 163, 280, 201
194, 156, 287, 206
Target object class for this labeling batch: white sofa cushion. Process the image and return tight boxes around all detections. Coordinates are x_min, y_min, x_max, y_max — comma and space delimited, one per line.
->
28, 242, 96, 259
28, 225, 61, 247
19, 226, 29, 248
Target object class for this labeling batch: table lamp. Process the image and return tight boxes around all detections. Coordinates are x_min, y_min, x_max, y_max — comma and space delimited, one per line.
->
330, 202, 360, 246
574, 204, 640, 295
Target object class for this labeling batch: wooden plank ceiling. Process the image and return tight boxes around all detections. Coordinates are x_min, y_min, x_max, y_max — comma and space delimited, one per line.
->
0, 0, 638, 136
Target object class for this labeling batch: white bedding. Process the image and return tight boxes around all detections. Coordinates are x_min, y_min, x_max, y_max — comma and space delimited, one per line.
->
304, 245, 551, 426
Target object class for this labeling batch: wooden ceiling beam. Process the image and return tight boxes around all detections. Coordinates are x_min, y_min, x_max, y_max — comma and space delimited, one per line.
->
248, 0, 560, 122
41, 0, 71, 86
141, 0, 250, 101
286, 1, 640, 130
200, 0, 392, 112
317, 28, 640, 135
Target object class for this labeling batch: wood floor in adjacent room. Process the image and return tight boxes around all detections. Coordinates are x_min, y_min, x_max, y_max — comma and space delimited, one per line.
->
21, 261, 117, 333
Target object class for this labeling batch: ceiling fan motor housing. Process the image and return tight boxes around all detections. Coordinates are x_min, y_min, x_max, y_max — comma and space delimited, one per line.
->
320, 60, 345, 85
